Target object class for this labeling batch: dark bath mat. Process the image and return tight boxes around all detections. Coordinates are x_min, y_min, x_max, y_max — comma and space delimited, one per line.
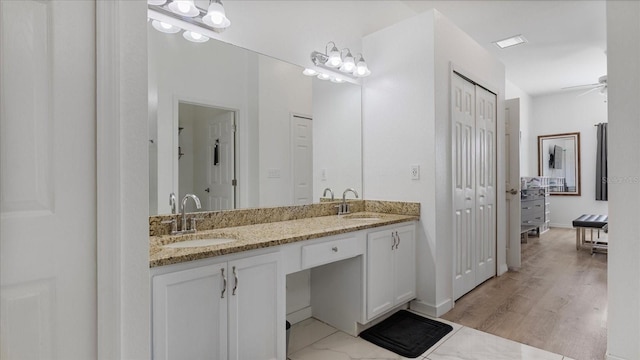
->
359, 310, 453, 358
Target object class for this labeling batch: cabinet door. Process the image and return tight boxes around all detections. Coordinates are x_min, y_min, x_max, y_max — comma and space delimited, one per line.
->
228, 252, 284, 360
152, 263, 227, 360
367, 229, 396, 320
393, 225, 416, 304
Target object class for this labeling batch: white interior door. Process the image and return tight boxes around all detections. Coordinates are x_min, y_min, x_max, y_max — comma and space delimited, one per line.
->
452, 73, 476, 300
291, 115, 313, 204
505, 99, 521, 269
1, 1, 96, 358
475, 86, 497, 284
201, 111, 235, 211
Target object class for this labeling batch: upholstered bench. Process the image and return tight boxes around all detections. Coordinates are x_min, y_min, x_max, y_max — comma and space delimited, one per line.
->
572, 214, 608, 254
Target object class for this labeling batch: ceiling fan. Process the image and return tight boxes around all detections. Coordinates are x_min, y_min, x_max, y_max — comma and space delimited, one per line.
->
562, 75, 607, 96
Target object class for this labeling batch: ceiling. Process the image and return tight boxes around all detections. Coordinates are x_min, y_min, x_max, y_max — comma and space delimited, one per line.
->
401, 0, 607, 96
214, 1, 607, 97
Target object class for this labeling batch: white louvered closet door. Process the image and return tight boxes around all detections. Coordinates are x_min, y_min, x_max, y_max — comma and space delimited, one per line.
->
452, 73, 497, 301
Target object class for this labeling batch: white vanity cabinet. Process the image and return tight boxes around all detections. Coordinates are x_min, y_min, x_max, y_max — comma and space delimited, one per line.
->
366, 223, 416, 320
152, 251, 284, 360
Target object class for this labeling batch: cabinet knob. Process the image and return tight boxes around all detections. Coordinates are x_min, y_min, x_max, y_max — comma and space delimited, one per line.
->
332, 246, 338, 252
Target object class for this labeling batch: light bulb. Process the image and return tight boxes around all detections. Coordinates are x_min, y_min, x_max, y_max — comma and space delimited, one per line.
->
152, 20, 180, 34
330, 77, 345, 83
178, 2, 190, 12
317, 73, 330, 80
203, 1, 231, 29
353, 56, 371, 77
147, 0, 167, 5
183, 30, 209, 43
302, 68, 318, 76
168, 0, 199, 17
339, 54, 355, 73
325, 44, 342, 68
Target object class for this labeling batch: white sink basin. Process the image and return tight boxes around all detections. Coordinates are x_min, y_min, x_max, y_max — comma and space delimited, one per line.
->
164, 238, 235, 249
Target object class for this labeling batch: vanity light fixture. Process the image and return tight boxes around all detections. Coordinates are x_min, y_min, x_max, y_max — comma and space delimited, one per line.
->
308, 41, 372, 79
148, 0, 231, 42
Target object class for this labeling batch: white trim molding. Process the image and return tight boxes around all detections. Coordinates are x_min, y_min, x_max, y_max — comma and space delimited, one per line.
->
96, 1, 150, 359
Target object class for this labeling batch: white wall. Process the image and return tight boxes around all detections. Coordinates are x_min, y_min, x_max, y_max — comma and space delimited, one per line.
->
506, 79, 533, 175
257, 56, 312, 207
528, 90, 608, 227
312, 79, 363, 200
363, 10, 505, 316
606, 2, 640, 359
432, 10, 507, 311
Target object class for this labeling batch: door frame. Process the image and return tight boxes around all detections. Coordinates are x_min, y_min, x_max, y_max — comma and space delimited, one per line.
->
96, 1, 149, 358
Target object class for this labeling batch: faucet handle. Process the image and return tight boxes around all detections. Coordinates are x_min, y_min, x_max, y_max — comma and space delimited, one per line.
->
190, 217, 205, 232
161, 219, 178, 234
335, 203, 351, 215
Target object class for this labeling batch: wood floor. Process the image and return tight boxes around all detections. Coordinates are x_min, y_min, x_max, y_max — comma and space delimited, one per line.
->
442, 228, 607, 360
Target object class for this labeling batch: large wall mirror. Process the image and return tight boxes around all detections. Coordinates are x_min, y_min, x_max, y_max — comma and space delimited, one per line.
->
538, 132, 581, 196
148, 23, 362, 215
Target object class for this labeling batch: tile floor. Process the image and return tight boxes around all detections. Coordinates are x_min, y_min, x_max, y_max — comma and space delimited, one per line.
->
287, 313, 575, 360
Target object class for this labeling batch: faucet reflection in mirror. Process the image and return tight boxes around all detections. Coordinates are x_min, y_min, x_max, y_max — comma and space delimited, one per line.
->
148, 0, 231, 44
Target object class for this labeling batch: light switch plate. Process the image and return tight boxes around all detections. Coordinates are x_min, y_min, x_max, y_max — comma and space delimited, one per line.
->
410, 165, 420, 180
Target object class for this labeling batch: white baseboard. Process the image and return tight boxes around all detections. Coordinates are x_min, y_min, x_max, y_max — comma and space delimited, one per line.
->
498, 262, 509, 276
286, 306, 312, 325
410, 298, 453, 317
550, 223, 573, 229
606, 352, 628, 360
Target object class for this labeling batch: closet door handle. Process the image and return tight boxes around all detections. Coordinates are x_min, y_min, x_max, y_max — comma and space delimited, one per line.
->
395, 231, 400, 250
232, 266, 238, 296
221, 268, 227, 299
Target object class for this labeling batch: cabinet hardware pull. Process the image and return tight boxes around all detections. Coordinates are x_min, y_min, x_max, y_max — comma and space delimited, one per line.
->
395, 231, 400, 250
465, 197, 472, 200
232, 266, 238, 296
332, 246, 338, 252
392, 232, 397, 250
221, 268, 227, 299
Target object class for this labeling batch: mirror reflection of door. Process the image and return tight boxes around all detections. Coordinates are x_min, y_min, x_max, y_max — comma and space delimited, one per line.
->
179, 102, 236, 212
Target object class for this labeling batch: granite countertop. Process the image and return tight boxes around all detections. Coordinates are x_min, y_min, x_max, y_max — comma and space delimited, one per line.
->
150, 212, 418, 267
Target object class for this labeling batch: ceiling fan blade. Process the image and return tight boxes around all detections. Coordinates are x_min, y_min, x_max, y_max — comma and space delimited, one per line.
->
562, 82, 600, 90
577, 85, 604, 97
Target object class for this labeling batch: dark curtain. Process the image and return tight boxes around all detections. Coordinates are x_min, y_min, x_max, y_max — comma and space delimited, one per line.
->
596, 123, 608, 201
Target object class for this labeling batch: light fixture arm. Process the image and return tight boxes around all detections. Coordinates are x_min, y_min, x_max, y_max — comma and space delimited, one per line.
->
325, 41, 338, 55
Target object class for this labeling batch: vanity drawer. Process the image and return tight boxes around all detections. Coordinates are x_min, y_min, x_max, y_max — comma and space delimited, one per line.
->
302, 236, 361, 269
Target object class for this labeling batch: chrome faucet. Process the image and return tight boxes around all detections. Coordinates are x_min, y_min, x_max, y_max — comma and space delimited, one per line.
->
323, 187, 334, 201
337, 188, 359, 215
169, 192, 177, 214
181, 194, 201, 232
